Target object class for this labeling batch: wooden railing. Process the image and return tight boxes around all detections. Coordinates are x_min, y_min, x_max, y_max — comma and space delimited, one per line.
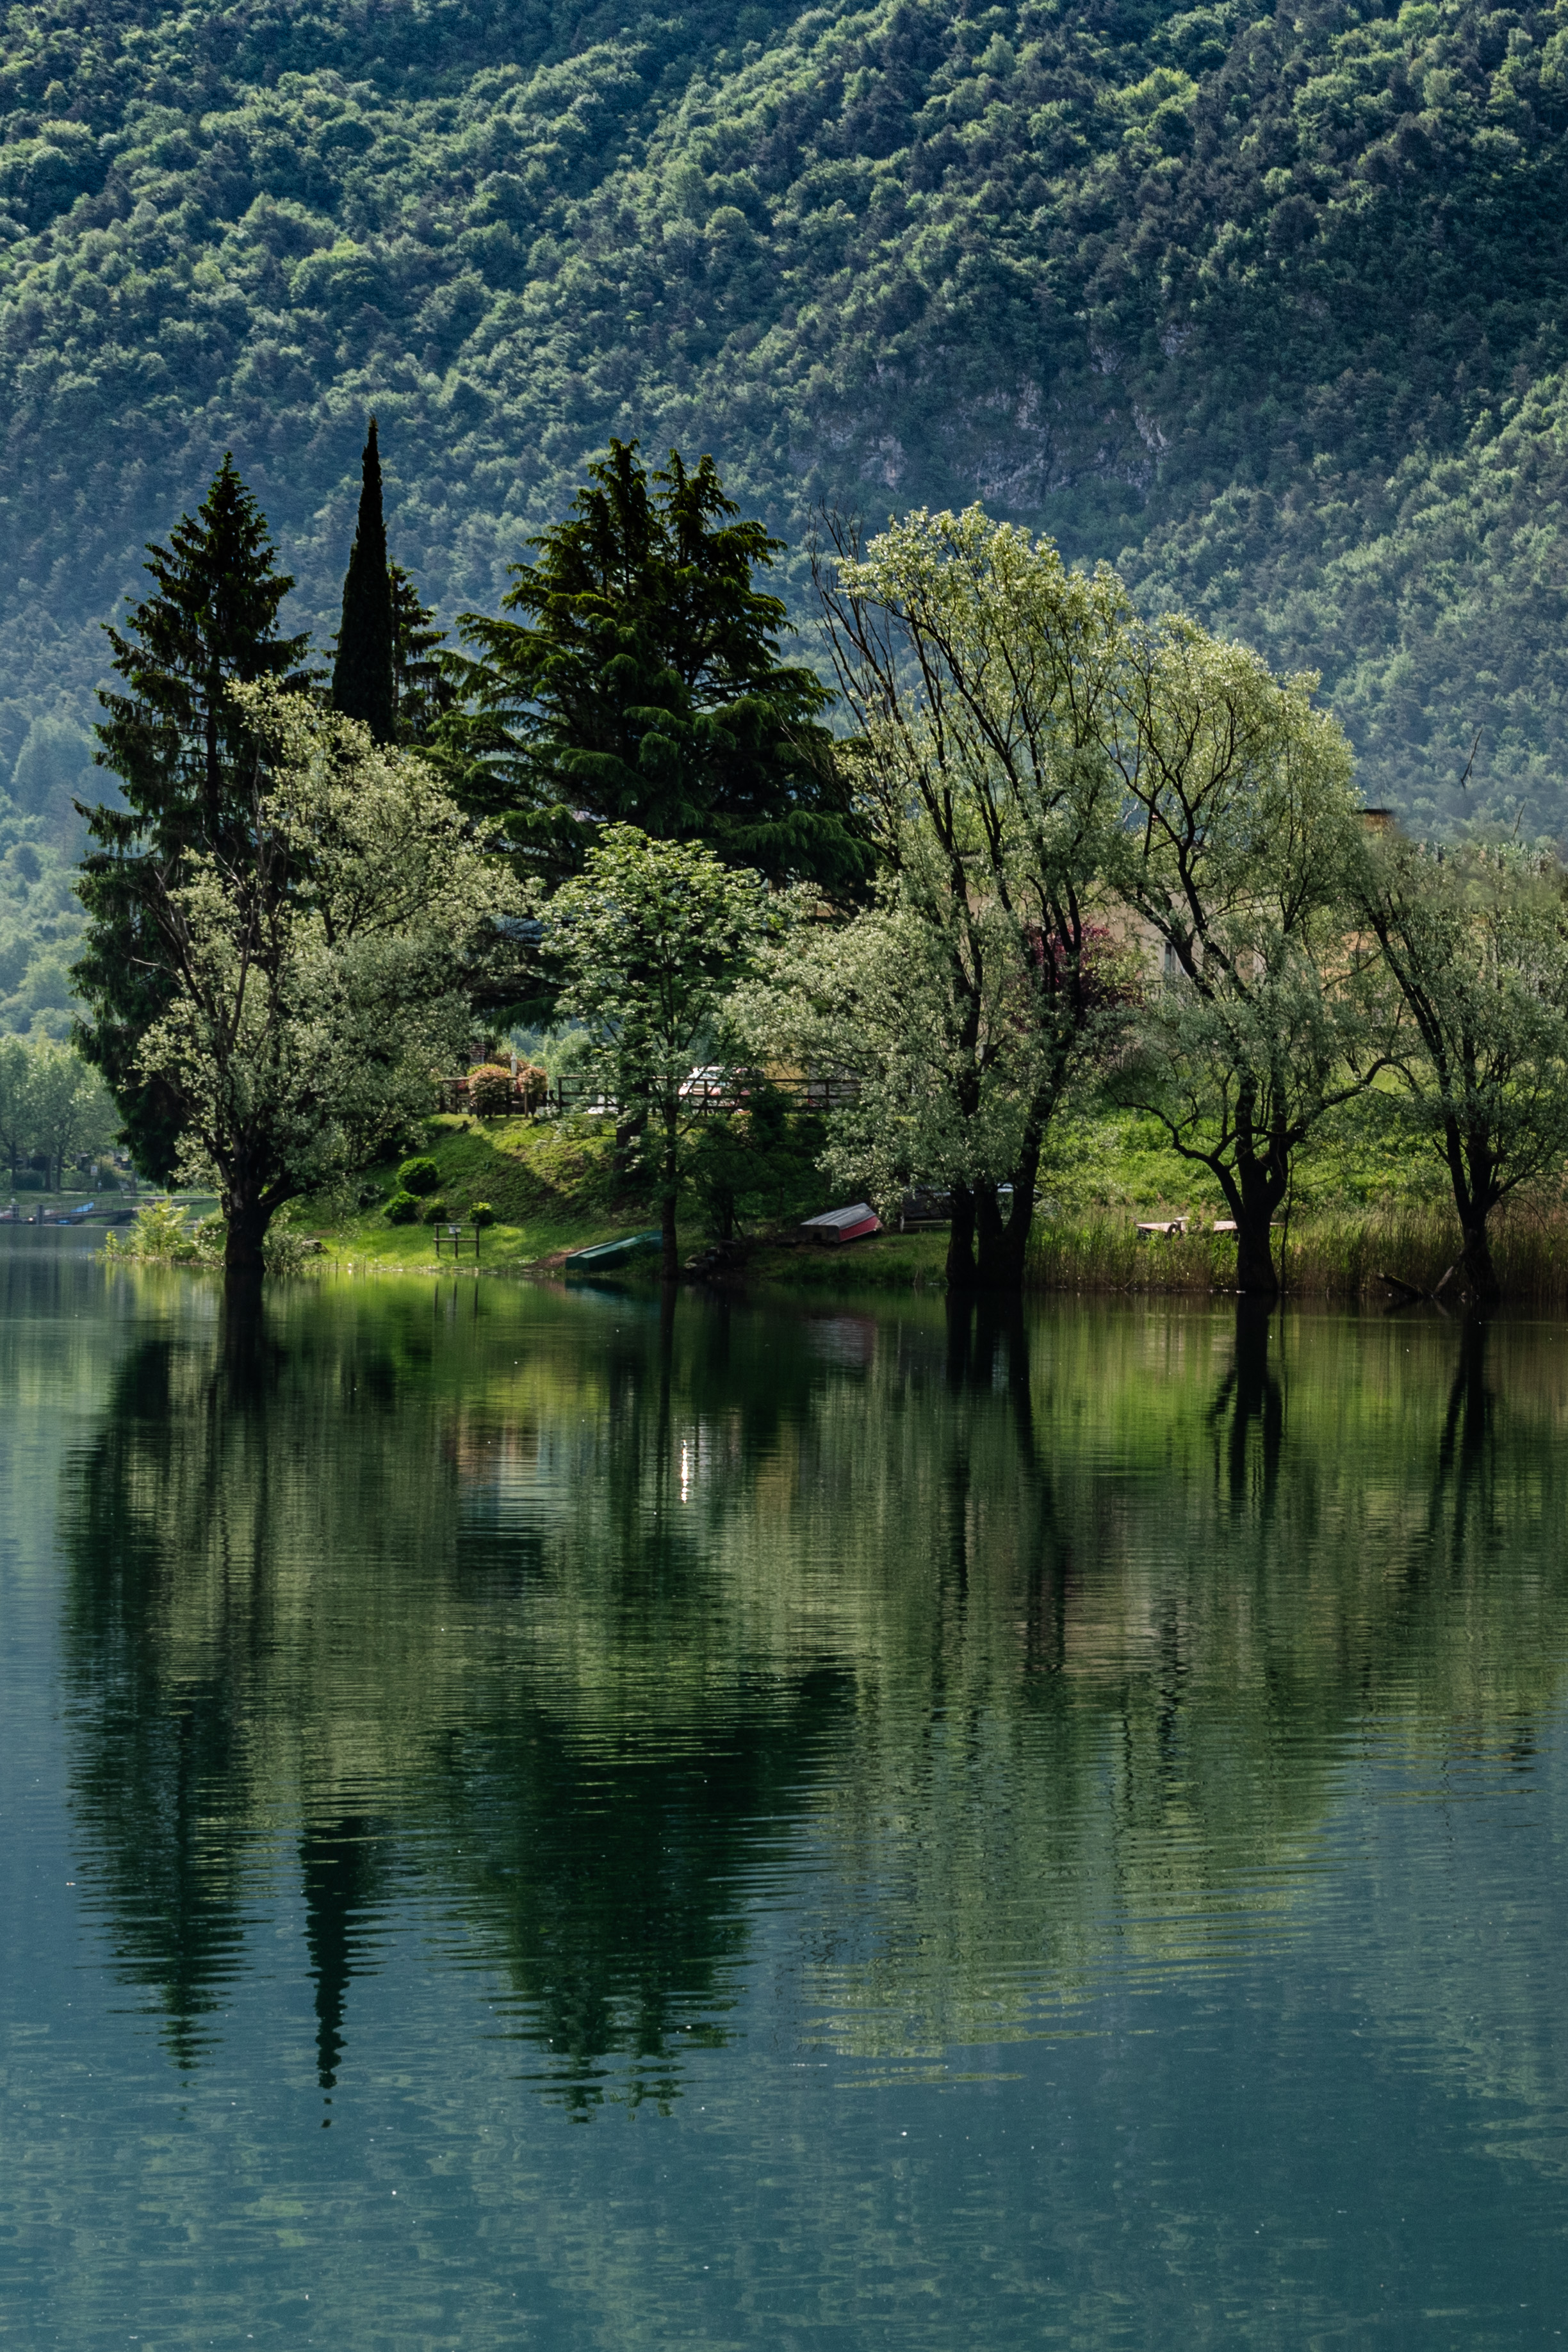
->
434, 1072, 860, 1119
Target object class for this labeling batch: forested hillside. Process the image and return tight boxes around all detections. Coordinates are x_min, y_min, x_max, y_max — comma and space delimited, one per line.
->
3, 0, 1568, 840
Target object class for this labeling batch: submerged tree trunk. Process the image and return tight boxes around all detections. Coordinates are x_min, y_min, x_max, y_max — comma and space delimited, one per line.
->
224, 1186, 270, 1293
945, 1182, 977, 1289
1458, 1215, 1500, 1306
1225, 1152, 1287, 1299
1234, 1221, 1278, 1297
974, 1133, 1043, 1294
1446, 1129, 1502, 1306
660, 1106, 680, 1283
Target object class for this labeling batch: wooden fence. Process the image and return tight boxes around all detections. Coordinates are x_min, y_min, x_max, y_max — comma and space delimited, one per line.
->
434, 1072, 860, 1119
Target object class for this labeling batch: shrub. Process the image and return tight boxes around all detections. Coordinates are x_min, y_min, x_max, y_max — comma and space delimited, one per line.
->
263, 1227, 316, 1275
397, 1156, 441, 1195
103, 1203, 224, 1265
467, 1063, 515, 1116
471, 1200, 495, 1226
383, 1189, 419, 1223
420, 1196, 448, 1223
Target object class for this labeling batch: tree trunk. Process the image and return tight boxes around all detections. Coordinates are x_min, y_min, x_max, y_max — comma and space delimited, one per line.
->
974, 1134, 1042, 1294
1234, 1220, 1279, 1297
945, 1182, 977, 1289
660, 1111, 680, 1283
224, 1189, 270, 1293
1459, 1215, 1500, 1305
1228, 1157, 1287, 1298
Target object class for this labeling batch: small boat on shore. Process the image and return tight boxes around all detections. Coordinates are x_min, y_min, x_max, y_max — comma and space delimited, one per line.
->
561, 1229, 664, 1275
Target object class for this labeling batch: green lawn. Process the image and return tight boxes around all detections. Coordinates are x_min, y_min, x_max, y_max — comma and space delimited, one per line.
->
288, 1115, 660, 1272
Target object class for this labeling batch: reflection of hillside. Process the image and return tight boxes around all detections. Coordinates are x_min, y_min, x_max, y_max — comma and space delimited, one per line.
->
61, 1276, 1568, 2103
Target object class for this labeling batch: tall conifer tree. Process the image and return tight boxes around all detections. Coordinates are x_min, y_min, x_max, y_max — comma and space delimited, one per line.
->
332, 418, 395, 744
388, 562, 454, 745
448, 439, 872, 894
74, 456, 309, 1179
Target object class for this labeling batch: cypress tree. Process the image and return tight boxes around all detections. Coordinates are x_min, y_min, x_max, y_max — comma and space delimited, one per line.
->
332, 417, 395, 744
74, 455, 310, 1180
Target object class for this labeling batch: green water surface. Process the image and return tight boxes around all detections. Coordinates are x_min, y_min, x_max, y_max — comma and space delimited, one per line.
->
1, 1245, 1567, 2346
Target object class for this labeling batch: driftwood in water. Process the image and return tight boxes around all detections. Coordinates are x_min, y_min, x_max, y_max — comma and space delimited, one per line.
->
1377, 1264, 1458, 1307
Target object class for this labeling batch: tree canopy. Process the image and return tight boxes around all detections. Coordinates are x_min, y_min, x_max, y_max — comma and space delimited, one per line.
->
448, 439, 872, 892
74, 456, 312, 1177
6, 1, 1568, 835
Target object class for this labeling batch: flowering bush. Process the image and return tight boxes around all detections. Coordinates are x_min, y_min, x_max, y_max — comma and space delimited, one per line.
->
467, 1064, 516, 1117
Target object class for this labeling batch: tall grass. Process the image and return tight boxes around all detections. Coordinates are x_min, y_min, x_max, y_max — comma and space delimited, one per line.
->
1026, 1200, 1568, 1304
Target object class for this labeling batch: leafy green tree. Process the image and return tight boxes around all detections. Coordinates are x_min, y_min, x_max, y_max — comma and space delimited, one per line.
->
134, 685, 519, 1286
814, 505, 1132, 1289
25, 1038, 117, 1191
688, 1082, 826, 1243
332, 417, 395, 746
448, 440, 871, 894
1106, 622, 1382, 1297
0, 1032, 30, 1184
1355, 837, 1568, 1303
75, 458, 311, 1179
544, 824, 774, 1280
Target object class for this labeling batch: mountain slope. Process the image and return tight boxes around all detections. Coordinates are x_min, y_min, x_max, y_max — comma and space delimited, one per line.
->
2, 0, 1567, 835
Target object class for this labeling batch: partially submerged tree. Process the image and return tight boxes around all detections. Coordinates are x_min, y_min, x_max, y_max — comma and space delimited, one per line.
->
1106, 621, 1380, 1296
814, 505, 1132, 1288
331, 416, 396, 746
134, 686, 519, 1285
76, 456, 311, 1178
1355, 836, 1568, 1303
448, 439, 871, 896
544, 825, 774, 1280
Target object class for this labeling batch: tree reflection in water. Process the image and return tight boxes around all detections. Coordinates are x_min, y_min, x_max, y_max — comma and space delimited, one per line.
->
59, 1272, 1568, 2109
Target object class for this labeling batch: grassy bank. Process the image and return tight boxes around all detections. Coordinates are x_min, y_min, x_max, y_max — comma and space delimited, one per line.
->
272, 1107, 1568, 1306
288, 1116, 649, 1271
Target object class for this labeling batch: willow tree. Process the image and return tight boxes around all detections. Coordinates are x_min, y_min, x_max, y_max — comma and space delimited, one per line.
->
1355, 837, 1568, 1303
1106, 622, 1382, 1296
815, 505, 1132, 1289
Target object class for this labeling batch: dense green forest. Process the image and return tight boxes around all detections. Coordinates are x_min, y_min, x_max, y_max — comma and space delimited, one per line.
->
1, 0, 1567, 882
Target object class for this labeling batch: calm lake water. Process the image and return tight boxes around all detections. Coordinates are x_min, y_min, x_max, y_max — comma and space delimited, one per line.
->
3, 1243, 1568, 2347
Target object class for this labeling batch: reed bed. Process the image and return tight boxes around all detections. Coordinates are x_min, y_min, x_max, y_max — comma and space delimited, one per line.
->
1026, 1200, 1568, 1305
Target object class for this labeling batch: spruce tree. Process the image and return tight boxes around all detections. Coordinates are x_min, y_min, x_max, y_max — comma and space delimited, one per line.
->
331, 417, 395, 744
448, 439, 872, 894
74, 456, 310, 1180
388, 562, 454, 746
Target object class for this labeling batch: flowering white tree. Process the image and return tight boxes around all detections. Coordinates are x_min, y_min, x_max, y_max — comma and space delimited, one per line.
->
136, 685, 519, 1283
